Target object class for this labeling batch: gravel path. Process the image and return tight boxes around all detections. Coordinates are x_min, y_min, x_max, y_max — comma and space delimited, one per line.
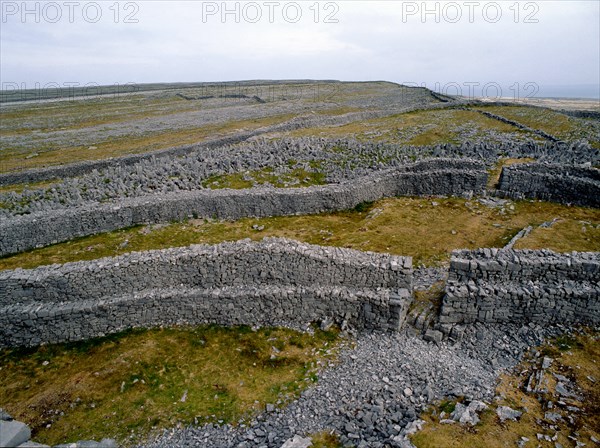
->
142, 321, 566, 448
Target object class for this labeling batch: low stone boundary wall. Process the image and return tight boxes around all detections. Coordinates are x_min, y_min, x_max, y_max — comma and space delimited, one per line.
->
0, 132, 260, 187
440, 249, 600, 326
0, 159, 487, 257
497, 163, 600, 207
0, 238, 413, 347
473, 109, 561, 142
0, 98, 458, 187
559, 110, 600, 120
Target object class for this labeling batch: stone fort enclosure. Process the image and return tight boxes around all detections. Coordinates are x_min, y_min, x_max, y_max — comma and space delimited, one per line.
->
498, 163, 600, 207
440, 249, 600, 326
0, 158, 488, 257
2, 82, 600, 448
0, 238, 413, 348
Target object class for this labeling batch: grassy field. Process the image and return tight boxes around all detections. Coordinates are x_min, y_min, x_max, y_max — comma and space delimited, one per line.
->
0, 112, 299, 173
474, 105, 600, 148
284, 108, 541, 145
0, 325, 341, 446
1, 196, 598, 271
0, 81, 414, 173
202, 164, 326, 189
411, 330, 600, 448
0, 95, 193, 134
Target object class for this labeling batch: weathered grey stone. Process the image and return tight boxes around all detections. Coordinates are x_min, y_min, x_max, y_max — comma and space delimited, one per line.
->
542, 356, 553, 369
497, 405, 523, 422
450, 401, 486, 426
497, 163, 600, 208
0, 420, 31, 448
544, 412, 563, 423
0, 238, 413, 348
440, 249, 600, 327
16, 442, 50, 448
280, 435, 312, 448
0, 158, 488, 257
423, 329, 443, 344
0, 408, 13, 421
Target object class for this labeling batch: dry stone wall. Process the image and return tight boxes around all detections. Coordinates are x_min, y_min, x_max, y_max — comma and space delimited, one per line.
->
0, 159, 488, 257
440, 249, 600, 326
0, 238, 413, 348
497, 163, 600, 207
0, 98, 458, 187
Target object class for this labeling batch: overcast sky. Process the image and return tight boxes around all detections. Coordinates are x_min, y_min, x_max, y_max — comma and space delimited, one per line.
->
1, 1, 599, 98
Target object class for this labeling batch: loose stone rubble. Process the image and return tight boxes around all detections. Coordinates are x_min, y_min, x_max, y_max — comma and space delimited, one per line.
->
141, 322, 574, 448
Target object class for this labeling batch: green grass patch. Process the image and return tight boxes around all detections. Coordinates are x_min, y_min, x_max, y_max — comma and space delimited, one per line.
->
514, 218, 600, 253
202, 165, 326, 189
0, 325, 341, 446
310, 430, 342, 447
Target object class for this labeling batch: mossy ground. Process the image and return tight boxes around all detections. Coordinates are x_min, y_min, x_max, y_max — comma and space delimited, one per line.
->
310, 430, 342, 447
0, 325, 341, 446
201, 164, 326, 189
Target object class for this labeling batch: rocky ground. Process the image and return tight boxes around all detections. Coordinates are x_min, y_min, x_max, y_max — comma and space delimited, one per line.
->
0, 82, 437, 155
138, 270, 577, 448
141, 324, 569, 448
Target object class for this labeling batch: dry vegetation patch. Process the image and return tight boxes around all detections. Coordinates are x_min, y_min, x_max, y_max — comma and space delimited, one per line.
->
410, 330, 600, 448
1, 197, 598, 271
201, 164, 326, 189
0, 113, 299, 173
286, 108, 539, 145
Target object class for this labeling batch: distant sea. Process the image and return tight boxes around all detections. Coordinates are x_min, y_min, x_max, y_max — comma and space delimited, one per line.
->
536, 84, 600, 99
424, 82, 600, 101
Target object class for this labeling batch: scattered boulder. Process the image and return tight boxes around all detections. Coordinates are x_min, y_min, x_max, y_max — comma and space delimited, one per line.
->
497, 405, 523, 422
450, 401, 488, 426
0, 420, 31, 448
280, 435, 312, 448
423, 329, 443, 344
54, 439, 117, 448
15, 442, 50, 448
0, 408, 13, 421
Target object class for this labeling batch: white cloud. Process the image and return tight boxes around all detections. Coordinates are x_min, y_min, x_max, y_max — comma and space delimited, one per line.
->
1, 1, 598, 97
